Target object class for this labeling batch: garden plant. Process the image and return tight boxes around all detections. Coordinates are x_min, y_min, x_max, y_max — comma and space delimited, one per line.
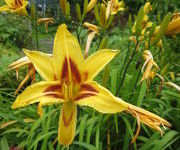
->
0, 0, 180, 150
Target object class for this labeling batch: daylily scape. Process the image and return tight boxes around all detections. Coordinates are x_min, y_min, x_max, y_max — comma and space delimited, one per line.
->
11, 24, 171, 146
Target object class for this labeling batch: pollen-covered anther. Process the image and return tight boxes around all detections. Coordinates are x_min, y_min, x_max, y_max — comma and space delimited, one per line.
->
62, 82, 73, 101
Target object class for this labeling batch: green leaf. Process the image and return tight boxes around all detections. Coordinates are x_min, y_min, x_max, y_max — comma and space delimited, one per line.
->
73, 141, 97, 150
137, 81, 147, 106
135, 6, 145, 35
79, 115, 87, 143
76, 3, 81, 21
94, 4, 100, 23
0, 137, 9, 150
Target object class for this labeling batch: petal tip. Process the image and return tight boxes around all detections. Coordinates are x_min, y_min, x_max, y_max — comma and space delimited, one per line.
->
11, 103, 17, 109
58, 24, 67, 31
23, 48, 30, 55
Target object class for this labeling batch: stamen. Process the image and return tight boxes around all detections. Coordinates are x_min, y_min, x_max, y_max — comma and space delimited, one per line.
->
62, 82, 73, 101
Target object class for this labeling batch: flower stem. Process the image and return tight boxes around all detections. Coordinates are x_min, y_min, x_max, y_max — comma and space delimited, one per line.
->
128, 67, 142, 100
116, 40, 139, 96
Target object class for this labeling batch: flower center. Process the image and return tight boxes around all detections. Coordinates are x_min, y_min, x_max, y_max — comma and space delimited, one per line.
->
62, 82, 79, 101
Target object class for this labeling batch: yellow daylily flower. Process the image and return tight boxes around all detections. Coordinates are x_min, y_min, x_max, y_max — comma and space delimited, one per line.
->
11, 24, 170, 145
110, 0, 125, 15
37, 18, 54, 33
141, 50, 159, 82
105, 0, 125, 20
166, 13, 180, 35
0, 0, 28, 15
143, 2, 152, 14
87, 0, 98, 13
83, 22, 100, 33
83, 22, 100, 58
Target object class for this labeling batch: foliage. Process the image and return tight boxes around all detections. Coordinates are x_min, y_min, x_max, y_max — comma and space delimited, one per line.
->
0, 13, 32, 47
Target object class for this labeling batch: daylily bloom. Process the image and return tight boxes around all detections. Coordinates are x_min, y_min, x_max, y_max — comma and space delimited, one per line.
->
0, 0, 28, 15
105, 0, 125, 20
143, 2, 152, 14
83, 22, 100, 58
141, 50, 159, 82
11, 24, 170, 145
87, 0, 98, 13
83, 22, 100, 33
165, 13, 180, 35
37, 18, 54, 33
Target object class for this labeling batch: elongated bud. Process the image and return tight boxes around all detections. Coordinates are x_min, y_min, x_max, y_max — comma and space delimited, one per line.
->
87, 0, 98, 13
31, 2, 36, 21
76, 3, 81, 21
60, 0, 66, 14
100, 3, 107, 28
83, 0, 88, 15
152, 12, 172, 45
65, 1, 70, 16
94, 4, 100, 23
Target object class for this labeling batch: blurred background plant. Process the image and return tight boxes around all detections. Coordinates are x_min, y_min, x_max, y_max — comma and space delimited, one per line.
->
0, 0, 180, 150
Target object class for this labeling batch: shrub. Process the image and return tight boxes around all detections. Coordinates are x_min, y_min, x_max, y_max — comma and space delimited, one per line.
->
0, 13, 32, 47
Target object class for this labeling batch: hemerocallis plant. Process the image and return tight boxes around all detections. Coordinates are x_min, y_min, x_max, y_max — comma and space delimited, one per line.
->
0, 0, 28, 15
11, 24, 171, 146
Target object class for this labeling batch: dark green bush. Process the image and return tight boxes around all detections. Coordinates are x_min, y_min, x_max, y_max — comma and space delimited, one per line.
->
0, 13, 32, 47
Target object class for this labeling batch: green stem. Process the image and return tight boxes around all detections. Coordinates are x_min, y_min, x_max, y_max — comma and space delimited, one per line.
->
35, 21, 39, 50
95, 35, 103, 51
116, 40, 139, 96
128, 66, 142, 100
76, 22, 83, 44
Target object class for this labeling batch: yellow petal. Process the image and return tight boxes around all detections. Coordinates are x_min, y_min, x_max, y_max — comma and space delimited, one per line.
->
127, 103, 171, 134
143, 2, 152, 14
58, 101, 77, 145
24, 49, 55, 81
74, 81, 128, 113
9, 56, 31, 70
166, 16, 180, 35
37, 97, 64, 117
0, 5, 10, 12
12, 81, 64, 109
53, 24, 85, 83
84, 32, 96, 58
4, 0, 13, 7
14, 67, 35, 94
141, 62, 153, 82
84, 49, 119, 81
